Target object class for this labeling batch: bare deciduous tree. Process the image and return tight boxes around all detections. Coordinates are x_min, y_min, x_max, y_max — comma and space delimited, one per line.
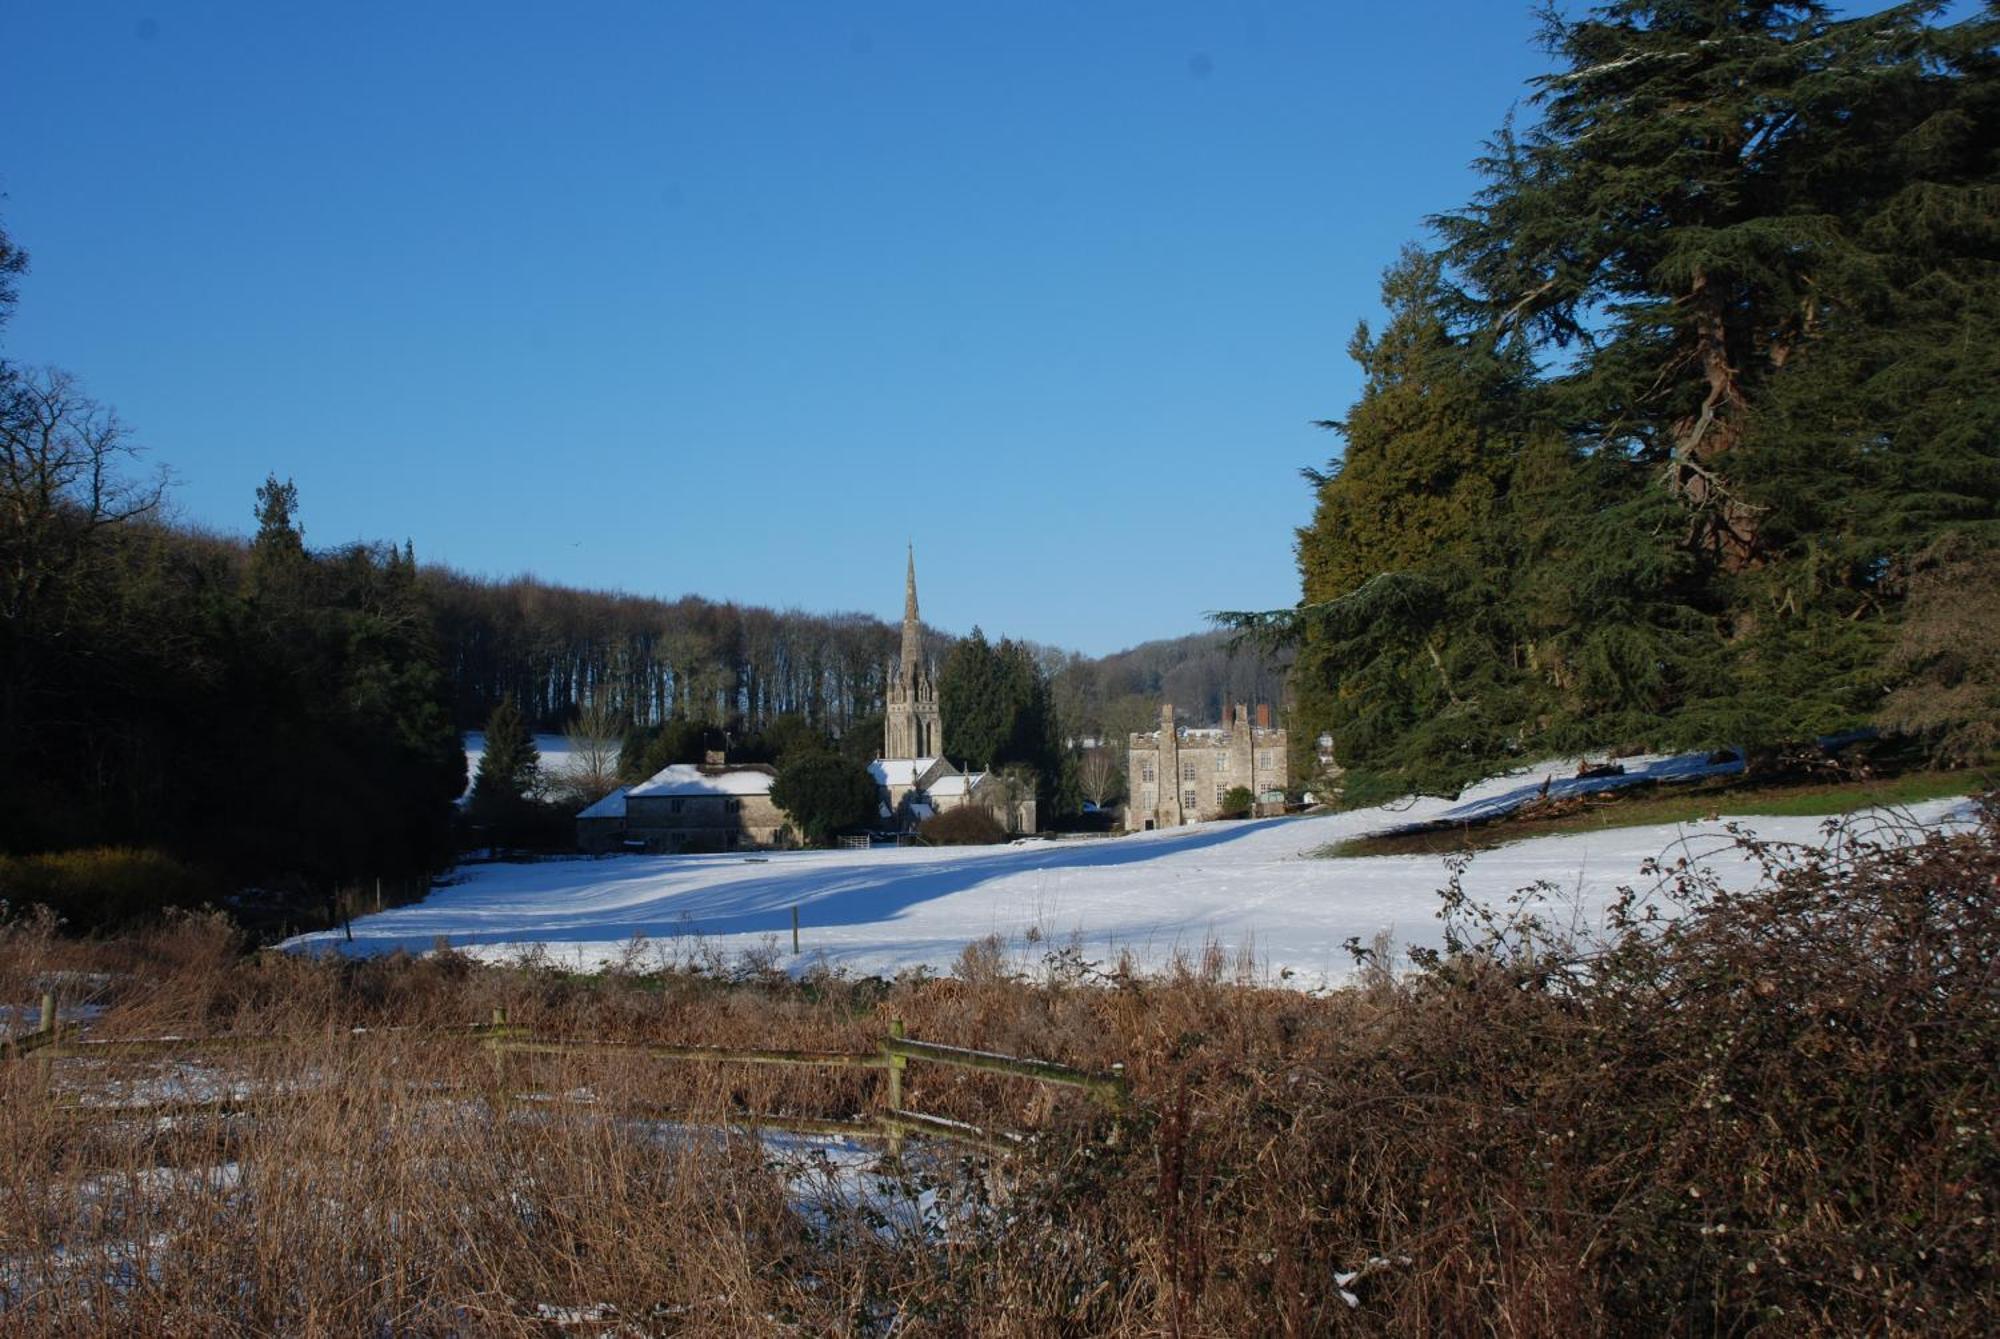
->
1076, 746, 1123, 808
555, 695, 624, 804
0, 367, 167, 627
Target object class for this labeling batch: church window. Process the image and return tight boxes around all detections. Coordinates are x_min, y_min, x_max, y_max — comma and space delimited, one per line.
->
1183, 789, 1198, 811
726, 798, 742, 814
1215, 783, 1227, 806
1182, 760, 1197, 782
1141, 761, 1155, 783
670, 798, 684, 815
1214, 754, 1229, 774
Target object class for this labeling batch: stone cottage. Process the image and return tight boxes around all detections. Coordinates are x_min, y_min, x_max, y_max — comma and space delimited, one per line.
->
577, 762, 790, 853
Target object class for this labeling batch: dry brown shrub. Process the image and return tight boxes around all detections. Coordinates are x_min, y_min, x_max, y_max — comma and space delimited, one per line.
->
0, 802, 1992, 1333
918, 806, 1008, 846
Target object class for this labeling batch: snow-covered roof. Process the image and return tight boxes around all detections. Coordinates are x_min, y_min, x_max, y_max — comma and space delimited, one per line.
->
627, 763, 775, 799
926, 771, 986, 798
576, 787, 628, 820
868, 757, 943, 788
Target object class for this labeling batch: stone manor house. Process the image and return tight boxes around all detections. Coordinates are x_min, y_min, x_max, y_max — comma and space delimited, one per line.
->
1126, 702, 1288, 830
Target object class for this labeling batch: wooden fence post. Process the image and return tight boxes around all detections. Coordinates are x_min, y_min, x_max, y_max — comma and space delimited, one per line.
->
1107, 1062, 1126, 1147
791, 905, 800, 956
883, 1017, 907, 1160
490, 1006, 510, 1115
36, 991, 57, 1093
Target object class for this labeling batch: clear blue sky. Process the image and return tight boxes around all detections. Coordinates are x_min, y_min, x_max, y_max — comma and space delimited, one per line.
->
3, 1, 1557, 655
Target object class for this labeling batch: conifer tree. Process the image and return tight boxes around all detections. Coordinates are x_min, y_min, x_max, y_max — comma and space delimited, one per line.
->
940, 629, 1064, 807
939, 628, 1015, 770
1235, 0, 1998, 791
771, 749, 877, 846
1270, 250, 1537, 795
471, 697, 539, 817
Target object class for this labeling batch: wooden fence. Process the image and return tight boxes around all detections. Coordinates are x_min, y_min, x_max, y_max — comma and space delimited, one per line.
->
4, 994, 1128, 1157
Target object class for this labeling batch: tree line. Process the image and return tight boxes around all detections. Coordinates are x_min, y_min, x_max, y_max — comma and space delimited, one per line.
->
1227, 0, 1999, 801
425, 574, 1290, 746
426, 571, 907, 739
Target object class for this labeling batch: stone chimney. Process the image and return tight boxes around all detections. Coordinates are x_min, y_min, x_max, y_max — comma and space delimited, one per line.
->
1256, 703, 1272, 730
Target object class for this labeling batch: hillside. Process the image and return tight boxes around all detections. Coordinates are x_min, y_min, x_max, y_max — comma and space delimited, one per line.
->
427, 567, 1288, 737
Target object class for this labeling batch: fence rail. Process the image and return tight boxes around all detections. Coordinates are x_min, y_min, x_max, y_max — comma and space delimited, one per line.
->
4, 995, 1129, 1154
492, 1037, 893, 1070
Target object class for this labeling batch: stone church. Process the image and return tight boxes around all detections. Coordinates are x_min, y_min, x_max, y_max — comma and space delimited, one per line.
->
869, 550, 1036, 834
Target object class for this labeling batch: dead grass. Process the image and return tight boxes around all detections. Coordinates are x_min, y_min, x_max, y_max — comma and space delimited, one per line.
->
0, 802, 1994, 1335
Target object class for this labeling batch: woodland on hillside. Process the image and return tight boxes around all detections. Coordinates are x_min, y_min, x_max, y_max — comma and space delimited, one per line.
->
0, 185, 1281, 898
1228, 0, 2000, 801
420, 572, 1284, 743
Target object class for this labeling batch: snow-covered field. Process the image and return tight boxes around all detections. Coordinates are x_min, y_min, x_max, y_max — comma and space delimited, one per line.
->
292, 755, 1973, 987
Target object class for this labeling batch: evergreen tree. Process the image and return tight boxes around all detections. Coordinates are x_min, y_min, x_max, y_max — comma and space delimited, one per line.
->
1248, 250, 1539, 796
939, 629, 1066, 808
628, 717, 718, 779
771, 749, 877, 846
1233, 1, 1998, 792
1433, 0, 1999, 754
742, 712, 830, 766
940, 628, 1013, 770
248, 474, 309, 604
471, 697, 539, 820
474, 696, 538, 802
837, 711, 887, 768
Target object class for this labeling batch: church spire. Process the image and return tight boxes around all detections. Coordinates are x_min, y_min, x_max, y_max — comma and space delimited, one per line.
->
883, 546, 943, 761
900, 544, 922, 677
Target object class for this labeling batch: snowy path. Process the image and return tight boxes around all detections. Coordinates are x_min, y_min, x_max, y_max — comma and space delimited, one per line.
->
288, 756, 1972, 987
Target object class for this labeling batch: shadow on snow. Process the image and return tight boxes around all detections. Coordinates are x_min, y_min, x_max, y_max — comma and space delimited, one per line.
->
302, 820, 1285, 958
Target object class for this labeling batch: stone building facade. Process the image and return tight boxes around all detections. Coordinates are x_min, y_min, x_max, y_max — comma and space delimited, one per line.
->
578, 763, 792, 853
1125, 702, 1288, 831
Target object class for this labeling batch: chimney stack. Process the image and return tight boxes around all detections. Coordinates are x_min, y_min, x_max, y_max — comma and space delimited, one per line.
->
1256, 703, 1272, 730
